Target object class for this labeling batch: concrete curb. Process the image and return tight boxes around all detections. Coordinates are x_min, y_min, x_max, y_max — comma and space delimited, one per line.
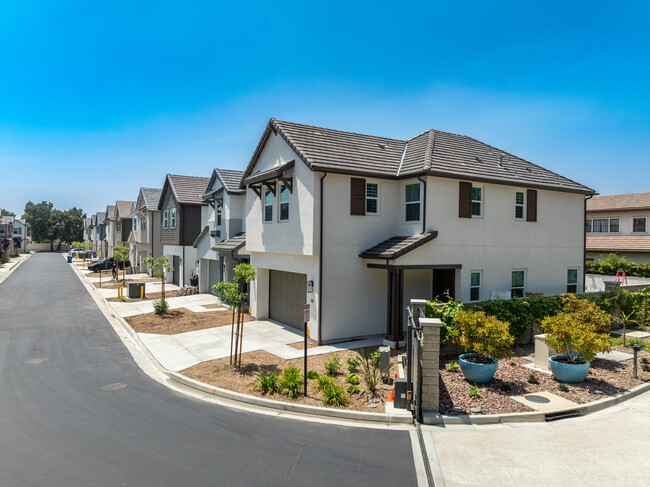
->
68, 258, 413, 425
0, 253, 32, 285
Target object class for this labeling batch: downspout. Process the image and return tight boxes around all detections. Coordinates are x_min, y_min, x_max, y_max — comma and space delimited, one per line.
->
417, 176, 427, 234
583, 194, 593, 293
317, 172, 327, 345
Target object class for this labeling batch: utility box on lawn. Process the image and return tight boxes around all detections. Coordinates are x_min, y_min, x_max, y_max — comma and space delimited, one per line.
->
393, 378, 408, 409
128, 282, 145, 299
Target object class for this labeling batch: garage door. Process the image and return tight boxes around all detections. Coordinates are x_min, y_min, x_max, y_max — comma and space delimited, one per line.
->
269, 270, 307, 330
208, 260, 220, 295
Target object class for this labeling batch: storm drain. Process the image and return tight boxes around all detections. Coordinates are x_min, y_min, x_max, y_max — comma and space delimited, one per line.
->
544, 409, 582, 422
102, 383, 127, 391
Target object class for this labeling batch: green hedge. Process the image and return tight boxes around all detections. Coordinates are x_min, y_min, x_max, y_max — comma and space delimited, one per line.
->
586, 253, 650, 278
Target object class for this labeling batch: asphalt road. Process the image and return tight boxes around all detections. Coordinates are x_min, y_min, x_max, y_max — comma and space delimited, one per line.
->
0, 253, 417, 487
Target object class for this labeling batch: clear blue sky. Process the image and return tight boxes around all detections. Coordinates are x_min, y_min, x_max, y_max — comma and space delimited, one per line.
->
1, 1, 649, 216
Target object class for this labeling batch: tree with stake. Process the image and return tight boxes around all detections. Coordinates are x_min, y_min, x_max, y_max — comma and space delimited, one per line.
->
113, 246, 129, 286
144, 256, 173, 315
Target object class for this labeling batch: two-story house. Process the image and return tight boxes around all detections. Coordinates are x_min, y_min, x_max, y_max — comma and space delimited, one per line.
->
103, 205, 116, 257
158, 174, 210, 286
195, 168, 248, 294
586, 192, 650, 263
113, 201, 135, 253
94, 212, 106, 257
132, 187, 163, 274
0, 216, 15, 257
12, 218, 28, 253
241, 119, 595, 346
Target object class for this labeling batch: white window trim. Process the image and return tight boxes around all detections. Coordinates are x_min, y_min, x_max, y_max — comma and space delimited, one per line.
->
170, 208, 177, 229
216, 201, 222, 227
511, 269, 526, 298
632, 216, 647, 233
469, 270, 482, 302
366, 181, 380, 216
163, 210, 169, 229
404, 182, 421, 223
278, 185, 290, 223
263, 189, 273, 224
471, 185, 483, 219
515, 190, 525, 221
567, 267, 579, 293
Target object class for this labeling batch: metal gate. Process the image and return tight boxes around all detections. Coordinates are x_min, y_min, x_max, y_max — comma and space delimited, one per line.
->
406, 305, 424, 422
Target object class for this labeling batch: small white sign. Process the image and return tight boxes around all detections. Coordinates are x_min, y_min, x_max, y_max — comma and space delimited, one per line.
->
304, 304, 310, 323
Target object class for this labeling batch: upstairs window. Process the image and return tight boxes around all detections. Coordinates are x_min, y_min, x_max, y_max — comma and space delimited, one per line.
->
567, 268, 578, 293
163, 210, 169, 229
216, 200, 222, 227
13, 227, 21, 235
470, 271, 481, 302
264, 189, 273, 223
405, 183, 421, 222
279, 185, 290, 222
141, 218, 146, 231
471, 187, 482, 217
366, 183, 378, 214
170, 208, 177, 229
116, 220, 121, 231
609, 218, 619, 232
633, 217, 647, 233
511, 270, 526, 298
592, 218, 609, 232
585, 219, 592, 232
515, 192, 525, 220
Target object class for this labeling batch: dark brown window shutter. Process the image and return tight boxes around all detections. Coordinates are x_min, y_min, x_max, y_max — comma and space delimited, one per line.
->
350, 178, 366, 216
459, 181, 472, 218
527, 189, 537, 222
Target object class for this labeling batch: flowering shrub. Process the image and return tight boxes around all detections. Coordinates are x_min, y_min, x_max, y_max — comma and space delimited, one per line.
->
452, 310, 514, 361
541, 294, 612, 363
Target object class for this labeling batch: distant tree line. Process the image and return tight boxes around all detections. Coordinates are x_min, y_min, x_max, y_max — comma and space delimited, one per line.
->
22, 201, 85, 250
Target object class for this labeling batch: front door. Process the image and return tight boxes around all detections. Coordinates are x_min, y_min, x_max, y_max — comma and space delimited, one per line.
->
432, 269, 455, 301
172, 256, 180, 285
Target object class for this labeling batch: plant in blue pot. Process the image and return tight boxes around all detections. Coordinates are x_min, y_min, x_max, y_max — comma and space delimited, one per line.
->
541, 294, 612, 383
452, 310, 514, 384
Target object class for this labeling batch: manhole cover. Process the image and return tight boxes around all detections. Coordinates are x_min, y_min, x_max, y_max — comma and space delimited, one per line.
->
470, 408, 482, 414
25, 358, 48, 365
525, 394, 551, 404
102, 383, 127, 391
369, 398, 380, 403
367, 403, 378, 409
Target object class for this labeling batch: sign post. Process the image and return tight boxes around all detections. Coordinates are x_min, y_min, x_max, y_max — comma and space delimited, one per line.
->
303, 304, 310, 396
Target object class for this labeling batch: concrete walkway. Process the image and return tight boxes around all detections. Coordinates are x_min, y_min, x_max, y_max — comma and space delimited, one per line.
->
423, 388, 650, 487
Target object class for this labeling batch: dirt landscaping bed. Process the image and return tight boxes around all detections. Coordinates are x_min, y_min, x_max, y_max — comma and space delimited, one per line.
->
439, 343, 650, 416
106, 291, 179, 302
126, 308, 248, 335
181, 347, 400, 413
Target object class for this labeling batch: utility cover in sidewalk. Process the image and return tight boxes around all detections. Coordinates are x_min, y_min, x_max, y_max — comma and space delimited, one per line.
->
610, 329, 650, 339
596, 350, 634, 362
24, 358, 48, 365
511, 391, 578, 412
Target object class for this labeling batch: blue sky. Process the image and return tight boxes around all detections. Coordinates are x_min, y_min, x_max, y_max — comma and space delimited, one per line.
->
1, 1, 649, 216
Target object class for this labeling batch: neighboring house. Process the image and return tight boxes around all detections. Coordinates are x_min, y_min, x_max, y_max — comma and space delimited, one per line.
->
0, 216, 15, 256
586, 192, 650, 263
12, 218, 28, 253
95, 212, 106, 257
83, 217, 93, 244
241, 118, 595, 345
113, 201, 136, 251
195, 168, 248, 294
132, 187, 163, 275
104, 205, 116, 257
158, 174, 210, 286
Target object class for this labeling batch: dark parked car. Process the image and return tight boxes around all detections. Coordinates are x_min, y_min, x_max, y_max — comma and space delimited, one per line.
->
87, 258, 131, 272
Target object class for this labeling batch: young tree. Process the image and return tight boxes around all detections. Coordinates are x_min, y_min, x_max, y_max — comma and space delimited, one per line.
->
12, 236, 23, 255
144, 256, 174, 314
212, 263, 256, 367
113, 246, 129, 285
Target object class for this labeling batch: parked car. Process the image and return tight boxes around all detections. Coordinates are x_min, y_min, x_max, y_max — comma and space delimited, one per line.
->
69, 248, 85, 257
87, 258, 131, 272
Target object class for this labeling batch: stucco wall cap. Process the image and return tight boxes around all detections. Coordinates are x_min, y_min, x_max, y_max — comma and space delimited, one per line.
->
420, 318, 442, 327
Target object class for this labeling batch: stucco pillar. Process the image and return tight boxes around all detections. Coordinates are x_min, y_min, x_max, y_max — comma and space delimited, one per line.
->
419, 317, 442, 413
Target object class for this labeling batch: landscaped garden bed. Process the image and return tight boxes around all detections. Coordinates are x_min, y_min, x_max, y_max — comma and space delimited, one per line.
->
106, 291, 180, 302
126, 307, 247, 335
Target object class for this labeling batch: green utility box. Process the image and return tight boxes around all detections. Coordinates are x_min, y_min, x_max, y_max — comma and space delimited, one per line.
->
128, 282, 145, 299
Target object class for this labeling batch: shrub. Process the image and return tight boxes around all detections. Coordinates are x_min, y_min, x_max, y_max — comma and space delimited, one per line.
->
306, 370, 319, 380
347, 384, 360, 394
468, 386, 481, 399
542, 294, 612, 363
254, 371, 279, 395
610, 337, 650, 351
152, 299, 169, 315
499, 382, 512, 392
280, 366, 303, 398
322, 384, 347, 406
643, 364, 650, 373
324, 353, 341, 376
527, 374, 539, 384
347, 356, 361, 374
356, 348, 392, 395
642, 358, 649, 365
558, 383, 569, 392
445, 361, 460, 372
509, 360, 516, 366
452, 310, 514, 361
345, 374, 360, 385
314, 375, 336, 392
425, 296, 465, 346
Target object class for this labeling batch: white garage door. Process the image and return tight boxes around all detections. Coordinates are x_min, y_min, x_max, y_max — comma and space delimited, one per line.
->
269, 270, 307, 330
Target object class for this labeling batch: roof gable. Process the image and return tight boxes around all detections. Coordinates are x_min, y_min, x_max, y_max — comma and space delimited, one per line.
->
159, 174, 211, 209
208, 168, 245, 195
105, 205, 115, 220
115, 201, 135, 220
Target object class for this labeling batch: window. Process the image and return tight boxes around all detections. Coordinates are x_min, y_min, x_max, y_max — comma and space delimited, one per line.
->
0, 227, 5, 235
141, 217, 146, 231
405, 183, 420, 222
116, 220, 121, 231
170, 208, 177, 229
592, 218, 609, 232
609, 218, 619, 232
13, 227, 21, 235
470, 271, 481, 302
471, 187, 482, 217
585, 219, 592, 232
515, 192, 525, 219
567, 268, 578, 293
633, 217, 647, 233
366, 183, 378, 214
216, 200, 222, 227
163, 210, 169, 229
264, 189, 273, 223
511, 270, 526, 298
279, 185, 289, 222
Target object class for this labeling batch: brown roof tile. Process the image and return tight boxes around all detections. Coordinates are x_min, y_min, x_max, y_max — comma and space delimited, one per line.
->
587, 192, 650, 212
359, 232, 438, 260
586, 235, 650, 253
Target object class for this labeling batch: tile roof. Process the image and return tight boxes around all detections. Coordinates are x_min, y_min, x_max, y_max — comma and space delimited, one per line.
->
105, 205, 116, 220
139, 188, 163, 211
162, 174, 211, 206
212, 232, 246, 253
359, 232, 438, 260
242, 119, 594, 194
587, 192, 650, 212
213, 169, 245, 194
96, 212, 106, 225
586, 235, 650, 253
0, 216, 15, 225
115, 201, 135, 219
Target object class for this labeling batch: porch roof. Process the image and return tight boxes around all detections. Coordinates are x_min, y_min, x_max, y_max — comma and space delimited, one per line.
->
359, 232, 438, 260
211, 232, 246, 253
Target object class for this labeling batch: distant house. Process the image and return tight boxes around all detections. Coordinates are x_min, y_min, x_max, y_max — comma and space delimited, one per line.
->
103, 205, 116, 257
0, 216, 15, 256
114, 201, 135, 252
241, 118, 595, 345
94, 212, 106, 256
158, 174, 210, 286
12, 218, 28, 253
132, 187, 163, 274
586, 192, 650, 263
195, 168, 248, 294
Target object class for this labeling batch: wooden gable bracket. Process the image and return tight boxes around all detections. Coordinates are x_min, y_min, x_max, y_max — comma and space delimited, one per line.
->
250, 184, 262, 198
278, 176, 293, 193
264, 181, 276, 196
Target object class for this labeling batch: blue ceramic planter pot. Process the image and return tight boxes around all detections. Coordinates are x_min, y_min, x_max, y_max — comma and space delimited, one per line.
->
458, 353, 498, 384
549, 355, 590, 383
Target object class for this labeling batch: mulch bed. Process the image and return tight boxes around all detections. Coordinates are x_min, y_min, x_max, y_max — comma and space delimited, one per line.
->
106, 291, 179, 302
287, 341, 318, 350
181, 347, 399, 413
126, 308, 248, 335
439, 343, 650, 415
